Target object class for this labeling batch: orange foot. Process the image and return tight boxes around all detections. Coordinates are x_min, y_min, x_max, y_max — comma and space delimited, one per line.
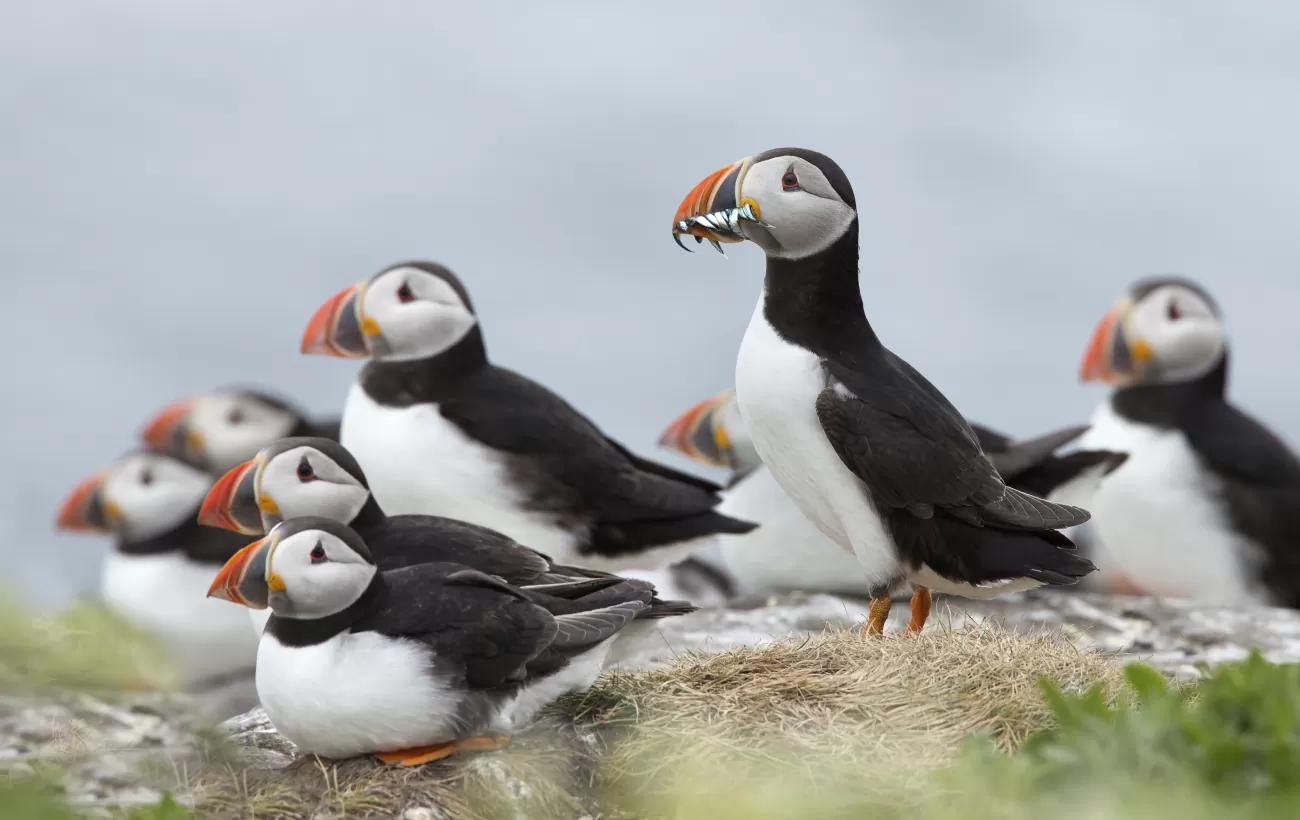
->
903, 586, 931, 637
862, 595, 892, 638
373, 735, 511, 767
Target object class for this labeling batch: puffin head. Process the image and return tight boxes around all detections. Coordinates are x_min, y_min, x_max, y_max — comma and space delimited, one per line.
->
657, 388, 760, 473
207, 517, 377, 618
198, 437, 371, 536
139, 390, 305, 473
671, 148, 857, 260
1079, 277, 1226, 388
56, 451, 212, 544
301, 261, 480, 363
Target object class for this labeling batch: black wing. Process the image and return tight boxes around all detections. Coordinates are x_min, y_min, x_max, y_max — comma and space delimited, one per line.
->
366, 515, 557, 583
816, 351, 1090, 532
437, 366, 731, 524
356, 564, 558, 691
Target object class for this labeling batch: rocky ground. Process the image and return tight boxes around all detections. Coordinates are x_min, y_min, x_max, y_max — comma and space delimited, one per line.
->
7, 590, 1300, 817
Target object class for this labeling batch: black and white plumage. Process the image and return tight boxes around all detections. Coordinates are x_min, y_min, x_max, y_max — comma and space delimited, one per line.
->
54, 450, 260, 688
197, 436, 697, 656
671, 148, 1095, 632
297, 261, 757, 573
1076, 276, 1300, 607
659, 388, 1125, 597
206, 517, 649, 764
141, 388, 340, 473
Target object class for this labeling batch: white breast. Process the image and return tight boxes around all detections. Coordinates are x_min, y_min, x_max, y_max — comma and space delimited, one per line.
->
717, 466, 873, 596
256, 630, 463, 759
733, 297, 900, 591
341, 383, 582, 561
100, 552, 259, 688
1075, 401, 1262, 604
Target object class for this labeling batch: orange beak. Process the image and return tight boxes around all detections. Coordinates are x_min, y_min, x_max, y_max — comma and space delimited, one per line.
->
140, 398, 198, 452
198, 458, 265, 535
658, 389, 736, 469
1080, 298, 1146, 384
301, 282, 372, 358
671, 158, 754, 252
55, 471, 116, 532
207, 536, 272, 609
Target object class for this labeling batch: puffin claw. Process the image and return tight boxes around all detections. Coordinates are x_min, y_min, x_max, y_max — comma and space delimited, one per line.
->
694, 234, 704, 244
709, 239, 725, 255
673, 233, 693, 252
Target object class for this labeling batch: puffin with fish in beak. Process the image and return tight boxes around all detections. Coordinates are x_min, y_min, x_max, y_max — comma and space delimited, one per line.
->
670, 147, 1095, 634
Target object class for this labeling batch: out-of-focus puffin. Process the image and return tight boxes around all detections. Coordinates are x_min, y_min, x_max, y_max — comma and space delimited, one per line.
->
55, 450, 260, 686
207, 517, 658, 765
197, 436, 697, 661
670, 147, 1095, 633
140, 389, 340, 473
297, 261, 757, 573
660, 388, 1126, 597
1076, 277, 1300, 606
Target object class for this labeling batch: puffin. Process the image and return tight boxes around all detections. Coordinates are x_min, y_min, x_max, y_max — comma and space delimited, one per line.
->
659, 388, 1126, 598
671, 148, 1095, 634
54, 450, 260, 687
1075, 276, 1300, 606
206, 517, 657, 765
197, 436, 697, 659
297, 261, 757, 572
140, 388, 340, 473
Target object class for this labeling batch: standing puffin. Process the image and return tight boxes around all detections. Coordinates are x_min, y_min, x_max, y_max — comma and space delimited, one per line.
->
54, 450, 260, 687
298, 261, 757, 572
140, 389, 340, 473
1076, 277, 1300, 606
671, 148, 1094, 633
659, 388, 1126, 597
207, 517, 653, 765
197, 436, 697, 658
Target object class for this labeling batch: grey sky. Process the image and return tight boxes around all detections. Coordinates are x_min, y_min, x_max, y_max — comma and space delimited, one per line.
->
4, 1, 1299, 607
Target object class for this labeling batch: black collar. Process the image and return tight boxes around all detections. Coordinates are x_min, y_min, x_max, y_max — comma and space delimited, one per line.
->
264, 572, 387, 647
1111, 353, 1229, 428
358, 326, 488, 407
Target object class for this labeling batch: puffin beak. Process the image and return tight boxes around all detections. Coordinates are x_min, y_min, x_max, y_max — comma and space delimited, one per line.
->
658, 390, 735, 469
1079, 297, 1153, 383
301, 281, 374, 358
140, 398, 202, 454
671, 158, 755, 253
55, 471, 118, 533
198, 458, 266, 534
207, 536, 273, 609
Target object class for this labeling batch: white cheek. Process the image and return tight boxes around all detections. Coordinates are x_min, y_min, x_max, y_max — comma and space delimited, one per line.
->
378, 305, 477, 362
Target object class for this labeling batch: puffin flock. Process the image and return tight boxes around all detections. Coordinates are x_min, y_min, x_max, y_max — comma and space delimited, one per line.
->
54, 147, 1300, 766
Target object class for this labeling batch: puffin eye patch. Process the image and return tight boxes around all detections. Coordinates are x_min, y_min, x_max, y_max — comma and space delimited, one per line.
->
781, 166, 801, 192
310, 542, 327, 563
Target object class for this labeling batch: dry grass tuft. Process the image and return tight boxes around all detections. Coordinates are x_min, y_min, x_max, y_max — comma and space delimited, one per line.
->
195, 622, 1124, 819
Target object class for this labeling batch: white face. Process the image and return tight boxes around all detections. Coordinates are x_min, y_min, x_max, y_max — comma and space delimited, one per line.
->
361, 266, 478, 362
1125, 284, 1225, 384
739, 155, 857, 260
257, 446, 370, 530
266, 529, 377, 618
189, 394, 298, 472
102, 452, 212, 542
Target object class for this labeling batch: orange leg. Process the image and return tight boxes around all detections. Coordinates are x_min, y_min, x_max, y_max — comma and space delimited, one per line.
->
373, 735, 511, 767
863, 595, 892, 638
904, 586, 932, 636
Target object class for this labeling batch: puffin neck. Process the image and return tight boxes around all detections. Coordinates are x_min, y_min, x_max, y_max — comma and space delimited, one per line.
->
264, 570, 387, 647
350, 495, 389, 536
760, 220, 880, 358
358, 325, 488, 406
1111, 351, 1229, 427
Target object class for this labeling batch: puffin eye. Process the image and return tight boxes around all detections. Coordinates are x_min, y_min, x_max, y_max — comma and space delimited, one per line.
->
140, 468, 154, 487
396, 282, 416, 303
296, 456, 315, 482
1167, 300, 1182, 321
227, 407, 245, 424
310, 542, 327, 563
781, 166, 800, 192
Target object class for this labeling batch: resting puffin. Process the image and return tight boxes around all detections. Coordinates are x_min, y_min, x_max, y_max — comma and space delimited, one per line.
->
297, 261, 757, 572
141, 388, 340, 473
54, 450, 260, 686
671, 148, 1095, 633
207, 517, 653, 765
197, 436, 696, 657
659, 388, 1126, 597
1076, 277, 1300, 606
